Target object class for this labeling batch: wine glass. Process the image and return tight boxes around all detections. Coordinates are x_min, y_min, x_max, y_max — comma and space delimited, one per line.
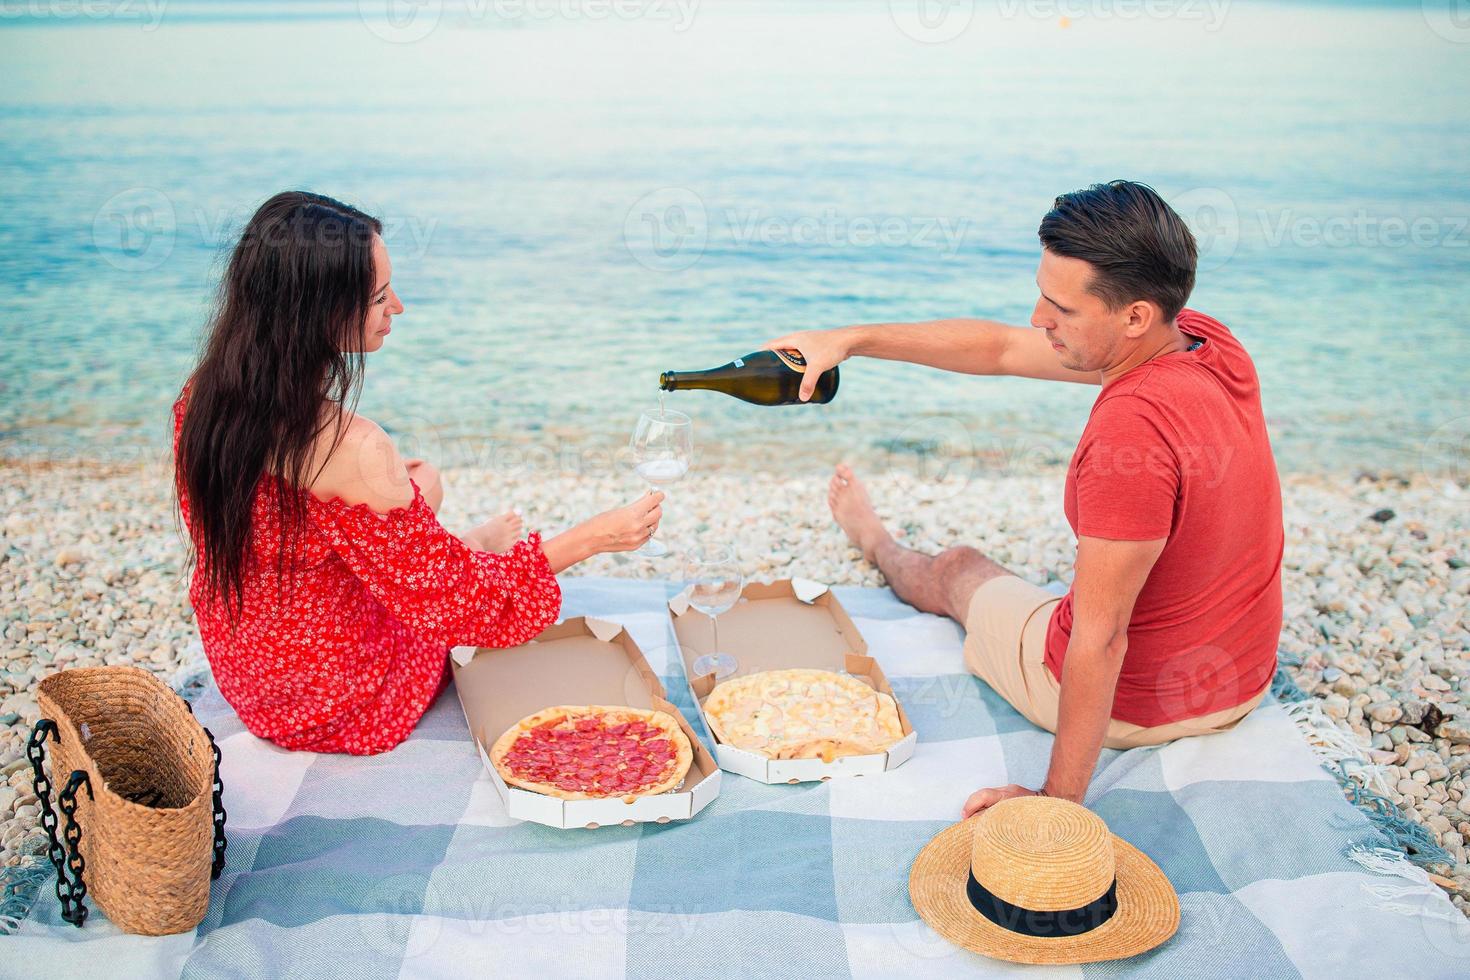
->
630, 408, 692, 558
684, 544, 743, 680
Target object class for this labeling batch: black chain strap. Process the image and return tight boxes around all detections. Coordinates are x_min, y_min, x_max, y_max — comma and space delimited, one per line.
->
203, 725, 227, 878
181, 695, 228, 878
25, 720, 87, 927
56, 770, 93, 926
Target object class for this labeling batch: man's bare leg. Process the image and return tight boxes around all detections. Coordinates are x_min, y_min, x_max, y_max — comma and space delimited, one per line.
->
828, 463, 1013, 623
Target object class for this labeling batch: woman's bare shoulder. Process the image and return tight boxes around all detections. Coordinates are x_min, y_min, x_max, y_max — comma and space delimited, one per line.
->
306, 412, 415, 513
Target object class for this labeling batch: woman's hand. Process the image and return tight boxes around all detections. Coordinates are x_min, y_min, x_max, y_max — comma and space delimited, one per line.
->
540, 492, 665, 574
762, 329, 855, 401
587, 491, 664, 553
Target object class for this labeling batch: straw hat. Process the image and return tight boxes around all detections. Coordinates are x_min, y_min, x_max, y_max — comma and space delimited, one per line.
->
909, 795, 1179, 964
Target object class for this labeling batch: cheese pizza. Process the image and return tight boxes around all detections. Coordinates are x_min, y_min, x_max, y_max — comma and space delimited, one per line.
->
489, 705, 694, 802
702, 668, 905, 762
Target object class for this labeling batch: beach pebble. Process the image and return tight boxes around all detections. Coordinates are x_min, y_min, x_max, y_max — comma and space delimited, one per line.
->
1370, 703, 1405, 725
53, 546, 88, 567
1438, 720, 1470, 744
1400, 700, 1431, 725
1398, 779, 1430, 800
0, 695, 37, 722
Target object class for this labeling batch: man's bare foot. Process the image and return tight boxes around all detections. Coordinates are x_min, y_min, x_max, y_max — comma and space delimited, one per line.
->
477, 509, 524, 553
828, 464, 891, 564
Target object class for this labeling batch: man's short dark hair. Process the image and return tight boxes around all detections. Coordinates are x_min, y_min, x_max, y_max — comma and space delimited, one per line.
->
1038, 180, 1198, 322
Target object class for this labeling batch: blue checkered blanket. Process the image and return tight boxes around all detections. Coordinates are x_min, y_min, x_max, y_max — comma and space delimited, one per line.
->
6, 578, 1469, 978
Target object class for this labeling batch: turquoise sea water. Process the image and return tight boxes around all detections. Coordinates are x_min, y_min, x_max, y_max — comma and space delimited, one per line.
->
1, 1, 1467, 477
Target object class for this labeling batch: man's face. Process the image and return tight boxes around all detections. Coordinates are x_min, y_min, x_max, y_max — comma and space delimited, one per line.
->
1030, 249, 1128, 373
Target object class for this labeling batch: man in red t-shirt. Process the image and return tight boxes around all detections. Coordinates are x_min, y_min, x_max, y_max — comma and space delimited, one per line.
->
765, 180, 1283, 817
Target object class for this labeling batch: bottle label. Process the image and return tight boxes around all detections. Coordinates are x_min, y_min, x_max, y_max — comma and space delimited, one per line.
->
774, 349, 807, 373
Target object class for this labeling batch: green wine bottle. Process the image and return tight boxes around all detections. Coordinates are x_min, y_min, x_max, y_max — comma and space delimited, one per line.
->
658, 350, 840, 406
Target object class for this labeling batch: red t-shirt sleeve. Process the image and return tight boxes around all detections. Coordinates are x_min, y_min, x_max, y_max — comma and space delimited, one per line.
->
1072, 394, 1180, 541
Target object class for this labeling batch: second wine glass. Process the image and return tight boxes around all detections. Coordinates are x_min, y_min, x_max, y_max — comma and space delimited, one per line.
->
685, 544, 744, 681
629, 408, 692, 558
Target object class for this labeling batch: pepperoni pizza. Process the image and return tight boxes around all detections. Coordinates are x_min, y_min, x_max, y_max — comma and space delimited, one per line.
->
489, 705, 694, 801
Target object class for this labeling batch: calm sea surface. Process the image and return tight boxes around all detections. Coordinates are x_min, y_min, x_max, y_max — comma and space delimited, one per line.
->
2, 1, 1467, 477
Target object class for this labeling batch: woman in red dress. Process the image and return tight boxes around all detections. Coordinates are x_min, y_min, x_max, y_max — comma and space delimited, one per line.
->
173, 191, 661, 755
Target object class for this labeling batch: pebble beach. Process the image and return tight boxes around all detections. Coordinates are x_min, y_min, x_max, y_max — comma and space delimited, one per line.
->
1, 455, 1467, 916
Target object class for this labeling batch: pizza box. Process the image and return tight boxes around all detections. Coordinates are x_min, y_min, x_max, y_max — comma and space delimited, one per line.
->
450, 616, 721, 830
669, 577, 918, 784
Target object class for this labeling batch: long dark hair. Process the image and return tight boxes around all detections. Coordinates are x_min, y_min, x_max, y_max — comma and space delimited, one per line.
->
176, 191, 382, 619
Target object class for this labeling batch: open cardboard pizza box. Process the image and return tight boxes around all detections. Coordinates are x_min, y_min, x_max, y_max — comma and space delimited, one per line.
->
451, 616, 721, 830
670, 577, 918, 784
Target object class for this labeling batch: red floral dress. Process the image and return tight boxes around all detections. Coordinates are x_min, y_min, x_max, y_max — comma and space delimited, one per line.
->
172, 393, 561, 755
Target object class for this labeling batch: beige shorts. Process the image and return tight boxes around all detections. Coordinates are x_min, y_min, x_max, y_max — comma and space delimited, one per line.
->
960, 575, 1267, 750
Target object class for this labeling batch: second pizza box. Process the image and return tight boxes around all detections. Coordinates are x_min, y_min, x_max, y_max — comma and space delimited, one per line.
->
451, 616, 721, 830
669, 577, 918, 784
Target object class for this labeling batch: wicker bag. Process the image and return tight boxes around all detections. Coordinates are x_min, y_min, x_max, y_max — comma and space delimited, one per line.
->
25, 665, 227, 935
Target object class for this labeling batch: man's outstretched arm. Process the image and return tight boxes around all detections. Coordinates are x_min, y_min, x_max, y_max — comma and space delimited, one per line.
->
764, 318, 1101, 399
961, 534, 1165, 816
